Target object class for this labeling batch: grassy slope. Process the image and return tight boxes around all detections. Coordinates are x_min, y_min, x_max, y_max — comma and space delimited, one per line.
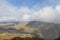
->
11, 22, 28, 30
0, 33, 32, 40
0, 21, 48, 40
0, 22, 33, 40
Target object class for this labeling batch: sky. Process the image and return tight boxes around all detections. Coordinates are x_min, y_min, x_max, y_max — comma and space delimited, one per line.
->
0, 0, 60, 23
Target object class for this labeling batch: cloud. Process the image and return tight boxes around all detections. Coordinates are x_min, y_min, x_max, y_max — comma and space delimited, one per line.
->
0, 0, 60, 23
0, 0, 32, 22
0, 16, 18, 22
56, 5, 60, 13
30, 5, 60, 23
31, 6, 56, 22
22, 14, 31, 21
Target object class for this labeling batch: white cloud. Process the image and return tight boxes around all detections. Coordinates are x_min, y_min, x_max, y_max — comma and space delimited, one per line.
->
30, 5, 60, 23
56, 5, 60, 13
0, 0, 60, 23
31, 6, 56, 22
17, 6, 31, 17
0, 16, 18, 22
0, 0, 32, 22
22, 14, 31, 21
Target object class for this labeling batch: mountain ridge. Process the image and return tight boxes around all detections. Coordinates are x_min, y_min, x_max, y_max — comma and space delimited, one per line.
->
0, 21, 60, 40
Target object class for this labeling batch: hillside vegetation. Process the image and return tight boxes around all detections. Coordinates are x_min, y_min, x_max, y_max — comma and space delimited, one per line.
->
0, 33, 32, 40
11, 22, 28, 30
0, 21, 60, 40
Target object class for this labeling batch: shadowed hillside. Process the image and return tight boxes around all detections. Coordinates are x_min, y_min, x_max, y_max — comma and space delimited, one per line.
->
0, 21, 60, 40
10, 37, 44, 40
12, 21, 60, 40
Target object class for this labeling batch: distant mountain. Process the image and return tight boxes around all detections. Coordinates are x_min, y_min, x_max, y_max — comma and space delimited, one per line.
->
0, 21, 20, 27
0, 21, 19, 24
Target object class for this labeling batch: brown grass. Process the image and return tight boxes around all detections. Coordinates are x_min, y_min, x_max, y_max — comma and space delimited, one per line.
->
11, 22, 28, 30
0, 33, 32, 40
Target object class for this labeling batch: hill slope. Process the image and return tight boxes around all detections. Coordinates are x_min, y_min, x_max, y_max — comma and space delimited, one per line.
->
8, 21, 60, 39
0, 21, 60, 40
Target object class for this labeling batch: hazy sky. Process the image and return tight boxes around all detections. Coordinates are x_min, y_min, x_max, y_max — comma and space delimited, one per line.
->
0, 0, 60, 23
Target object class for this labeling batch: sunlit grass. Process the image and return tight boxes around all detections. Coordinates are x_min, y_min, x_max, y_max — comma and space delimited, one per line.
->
0, 33, 32, 40
11, 22, 28, 30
